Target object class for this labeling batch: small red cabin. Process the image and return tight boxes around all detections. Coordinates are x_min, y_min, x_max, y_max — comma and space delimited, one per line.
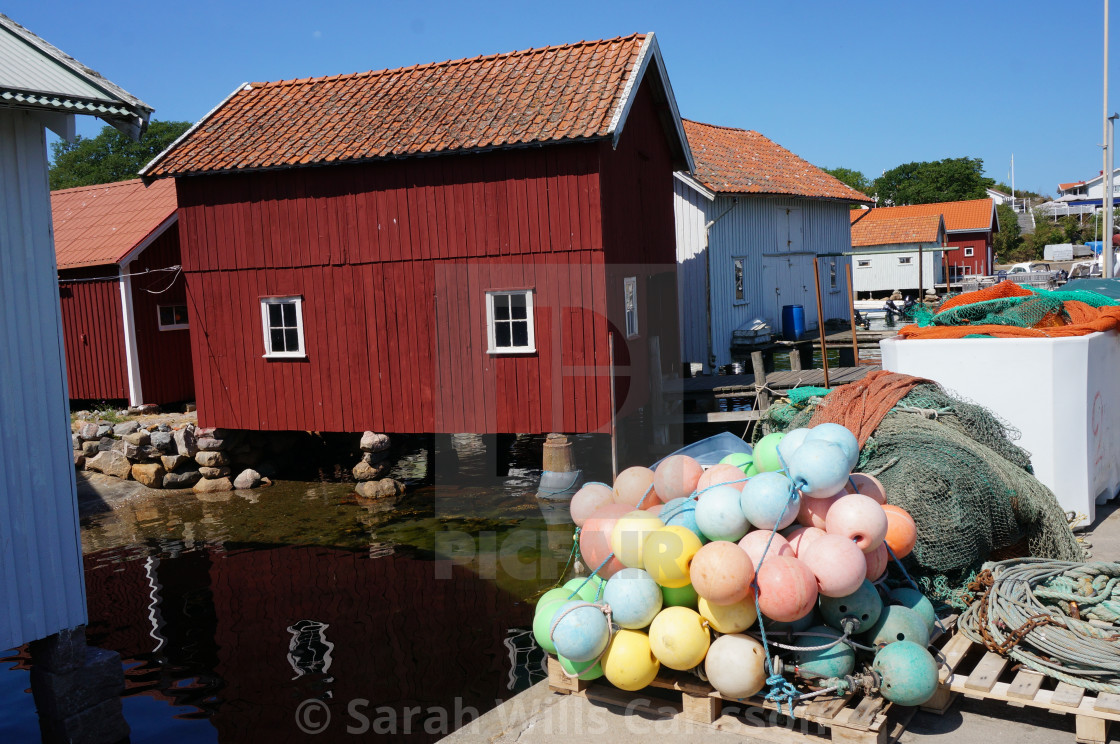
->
142, 33, 691, 435
54, 178, 194, 406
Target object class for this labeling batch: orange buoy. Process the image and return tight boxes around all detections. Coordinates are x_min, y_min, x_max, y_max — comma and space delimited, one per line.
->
579, 503, 630, 577
689, 541, 755, 606
654, 455, 703, 502
848, 473, 887, 504
570, 482, 615, 527
799, 534, 867, 598
824, 494, 888, 553
882, 504, 917, 559
755, 556, 818, 622
697, 463, 749, 493
613, 466, 661, 507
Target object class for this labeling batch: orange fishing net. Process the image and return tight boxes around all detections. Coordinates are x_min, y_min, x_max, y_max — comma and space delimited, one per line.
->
808, 370, 928, 448
898, 281, 1120, 339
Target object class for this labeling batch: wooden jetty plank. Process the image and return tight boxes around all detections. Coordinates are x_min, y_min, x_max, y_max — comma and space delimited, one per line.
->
935, 632, 974, 683
1053, 683, 1088, 710
1007, 670, 1045, 705
963, 652, 1010, 694
844, 695, 887, 730
681, 411, 762, 424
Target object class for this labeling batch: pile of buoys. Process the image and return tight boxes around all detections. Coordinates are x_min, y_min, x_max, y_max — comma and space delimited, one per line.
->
541, 423, 941, 706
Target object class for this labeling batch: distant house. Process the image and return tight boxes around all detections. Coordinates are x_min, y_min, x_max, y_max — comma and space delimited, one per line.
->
849, 214, 947, 297
1055, 169, 1120, 206
673, 120, 872, 370
54, 178, 193, 406
985, 187, 1013, 206
0, 13, 150, 651
141, 34, 691, 436
849, 198, 998, 279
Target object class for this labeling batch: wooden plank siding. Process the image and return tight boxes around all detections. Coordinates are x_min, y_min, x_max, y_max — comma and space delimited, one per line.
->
58, 265, 129, 401
129, 223, 195, 404
947, 231, 991, 277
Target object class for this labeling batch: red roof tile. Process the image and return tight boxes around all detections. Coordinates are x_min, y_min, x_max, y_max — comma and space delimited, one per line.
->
52, 178, 177, 269
849, 198, 995, 233
1058, 181, 1085, 190
851, 214, 943, 247
681, 120, 872, 202
144, 35, 653, 177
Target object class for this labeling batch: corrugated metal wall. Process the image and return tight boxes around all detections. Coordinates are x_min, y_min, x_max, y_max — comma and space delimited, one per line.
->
851, 244, 944, 295
58, 265, 129, 401
0, 109, 87, 649
674, 182, 855, 367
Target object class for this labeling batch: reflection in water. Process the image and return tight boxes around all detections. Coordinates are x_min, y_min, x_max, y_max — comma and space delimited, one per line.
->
2, 436, 604, 743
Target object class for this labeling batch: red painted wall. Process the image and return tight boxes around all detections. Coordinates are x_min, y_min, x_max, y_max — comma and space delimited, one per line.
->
129, 223, 195, 405
947, 232, 991, 277
176, 78, 679, 434
58, 267, 128, 401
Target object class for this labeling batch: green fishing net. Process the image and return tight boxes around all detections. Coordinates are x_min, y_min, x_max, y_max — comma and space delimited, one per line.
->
758, 383, 1084, 608
911, 286, 1120, 329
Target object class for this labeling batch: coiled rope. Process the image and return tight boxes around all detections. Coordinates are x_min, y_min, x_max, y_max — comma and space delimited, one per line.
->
959, 558, 1120, 693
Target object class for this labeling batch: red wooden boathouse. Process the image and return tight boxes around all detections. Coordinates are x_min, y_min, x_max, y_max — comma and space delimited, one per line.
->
54, 178, 194, 406
141, 33, 691, 435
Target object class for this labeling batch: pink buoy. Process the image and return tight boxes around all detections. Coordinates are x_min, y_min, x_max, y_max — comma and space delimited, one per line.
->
848, 473, 887, 504
784, 526, 825, 557
698, 463, 749, 493
755, 556, 818, 623
799, 534, 867, 598
614, 466, 661, 507
570, 483, 615, 527
689, 541, 755, 606
738, 530, 793, 569
645, 502, 664, 517
865, 542, 889, 582
579, 503, 630, 578
796, 491, 841, 529
824, 494, 888, 553
654, 455, 703, 502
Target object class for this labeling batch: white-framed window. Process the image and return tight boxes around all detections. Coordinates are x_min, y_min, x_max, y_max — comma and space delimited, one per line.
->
260, 296, 306, 359
857, 259, 871, 268
962, 266, 973, 276
733, 258, 745, 302
898, 256, 913, 265
157, 304, 188, 331
486, 290, 535, 354
623, 277, 639, 338
964, 247, 974, 257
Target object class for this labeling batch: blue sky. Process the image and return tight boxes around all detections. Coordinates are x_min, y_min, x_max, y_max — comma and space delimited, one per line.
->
10, 0, 1118, 196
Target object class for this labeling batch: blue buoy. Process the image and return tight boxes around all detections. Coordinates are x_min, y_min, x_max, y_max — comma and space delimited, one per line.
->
819, 579, 883, 633
806, 424, 860, 470
661, 497, 705, 542
551, 601, 611, 663
787, 440, 851, 497
861, 605, 930, 649
793, 625, 855, 679
740, 472, 799, 530
695, 485, 751, 542
603, 568, 663, 629
873, 640, 939, 706
889, 587, 938, 635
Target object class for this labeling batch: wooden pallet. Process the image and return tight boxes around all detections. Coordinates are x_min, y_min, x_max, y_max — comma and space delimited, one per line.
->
548, 656, 910, 744
925, 631, 1120, 744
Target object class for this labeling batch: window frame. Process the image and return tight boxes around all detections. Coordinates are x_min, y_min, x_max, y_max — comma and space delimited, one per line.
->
898, 256, 913, 265
856, 259, 872, 268
623, 277, 639, 339
732, 257, 746, 303
260, 295, 306, 359
157, 304, 189, 331
964, 247, 974, 257
485, 289, 536, 355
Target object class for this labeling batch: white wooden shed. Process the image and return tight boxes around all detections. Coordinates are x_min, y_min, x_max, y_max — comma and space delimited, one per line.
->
674, 120, 872, 370
0, 12, 151, 650
849, 213, 947, 297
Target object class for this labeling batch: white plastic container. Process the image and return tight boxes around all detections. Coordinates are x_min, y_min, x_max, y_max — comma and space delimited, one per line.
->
880, 331, 1120, 523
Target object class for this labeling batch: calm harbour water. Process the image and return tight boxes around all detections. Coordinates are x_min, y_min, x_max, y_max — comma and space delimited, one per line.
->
1, 437, 599, 743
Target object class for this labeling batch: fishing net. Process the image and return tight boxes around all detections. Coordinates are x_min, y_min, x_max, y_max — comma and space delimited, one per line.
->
902, 281, 1120, 339
758, 375, 1084, 609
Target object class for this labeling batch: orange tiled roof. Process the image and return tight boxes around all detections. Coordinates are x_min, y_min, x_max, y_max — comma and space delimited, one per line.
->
681, 120, 872, 202
52, 178, 178, 269
851, 214, 943, 247
143, 35, 658, 177
1058, 181, 1085, 190
848, 198, 994, 233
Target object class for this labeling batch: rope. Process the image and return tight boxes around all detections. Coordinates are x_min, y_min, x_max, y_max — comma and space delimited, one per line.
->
959, 558, 1120, 693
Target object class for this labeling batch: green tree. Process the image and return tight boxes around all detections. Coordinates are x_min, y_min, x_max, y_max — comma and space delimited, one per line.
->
992, 182, 1046, 200
872, 157, 995, 206
992, 203, 1021, 262
48, 120, 191, 190
822, 166, 871, 196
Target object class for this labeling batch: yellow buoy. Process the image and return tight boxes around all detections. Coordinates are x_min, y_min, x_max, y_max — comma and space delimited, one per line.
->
601, 629, 660, 691
648, 606, 711, 670
609, 511, 664, 569
642, 525, 702, 588
698, 595, 758, 634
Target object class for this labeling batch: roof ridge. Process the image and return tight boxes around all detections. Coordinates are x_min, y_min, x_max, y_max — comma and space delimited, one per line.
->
681, 118, 757, 135
252, 33, 645, 90
51, 178, 146, 195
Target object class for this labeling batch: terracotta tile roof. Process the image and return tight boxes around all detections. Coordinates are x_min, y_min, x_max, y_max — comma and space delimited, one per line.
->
1058, 181, 1085, 190
851, 214, 943, 247
143, 35, 654, 177
848, 198, 995, 233
681, 119, 872, 202
52, 178, 177, 269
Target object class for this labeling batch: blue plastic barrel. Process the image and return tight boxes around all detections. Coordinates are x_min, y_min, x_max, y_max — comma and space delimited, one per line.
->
781, 304, 806, 341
